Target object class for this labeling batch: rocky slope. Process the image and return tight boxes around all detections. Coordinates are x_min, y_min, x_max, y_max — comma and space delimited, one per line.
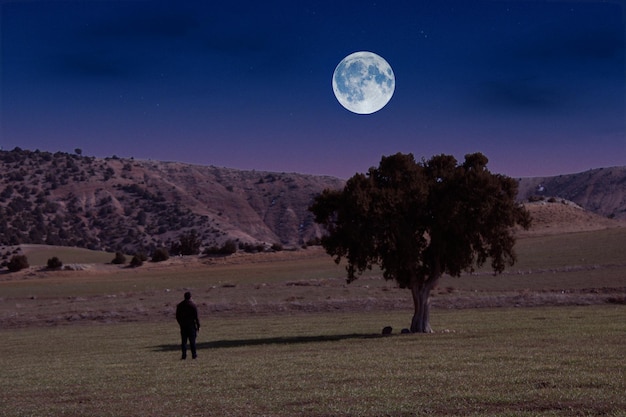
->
0, 148, 343, 253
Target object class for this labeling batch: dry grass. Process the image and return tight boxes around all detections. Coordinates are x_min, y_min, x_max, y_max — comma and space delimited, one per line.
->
1, 228, 625, 329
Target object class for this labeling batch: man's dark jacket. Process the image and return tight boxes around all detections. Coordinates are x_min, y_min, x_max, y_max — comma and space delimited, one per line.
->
176, 299, 200, 331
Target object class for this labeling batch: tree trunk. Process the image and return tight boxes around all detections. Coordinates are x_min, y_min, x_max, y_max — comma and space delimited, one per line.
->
410, 277, 439, 333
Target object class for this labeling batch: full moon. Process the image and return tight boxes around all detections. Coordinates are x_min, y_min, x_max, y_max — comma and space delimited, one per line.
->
332, 51, 395, 114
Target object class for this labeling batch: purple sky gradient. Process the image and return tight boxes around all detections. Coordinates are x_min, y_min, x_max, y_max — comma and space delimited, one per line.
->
1, 0, 624, 179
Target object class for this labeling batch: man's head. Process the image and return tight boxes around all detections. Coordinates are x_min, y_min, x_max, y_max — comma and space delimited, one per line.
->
184, 291, 191, 300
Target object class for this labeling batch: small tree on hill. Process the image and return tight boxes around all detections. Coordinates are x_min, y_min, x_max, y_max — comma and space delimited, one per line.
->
220, 239, 238, 255
112, 251, 126, 265
203, 240, 237, 256
152, 247, 169, 262
128, 252, 147, 267
170, 230, 202, 256
130, 255, 143, 268
7, 255, 29, 272
47, 256, 63, 270
310, 153, 531, 333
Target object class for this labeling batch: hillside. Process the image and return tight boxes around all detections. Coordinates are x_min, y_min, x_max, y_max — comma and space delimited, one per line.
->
0, 148, 623, 255
0, 148, 343, 254
517, 166, 626, 220
519, 199, 623, 235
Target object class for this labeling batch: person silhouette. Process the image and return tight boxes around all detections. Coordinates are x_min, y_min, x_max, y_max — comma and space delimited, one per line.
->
175, 291, 200, 360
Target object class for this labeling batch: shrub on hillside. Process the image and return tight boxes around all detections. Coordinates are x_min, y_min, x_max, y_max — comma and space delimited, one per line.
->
47, 256, 63, 270
112, 251, 126, 264
152, 247, 169, 262
203, 239, 237, 256
220, 239, 238, 255
240, 242, 265, 253
130, 255, 143, 268
7, 255, 29, 272
170, 230, 201, 256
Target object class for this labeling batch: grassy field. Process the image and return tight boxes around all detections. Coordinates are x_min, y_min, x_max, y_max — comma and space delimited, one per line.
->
1, 306, 624, 416
12, 244, 116, 266
1, 228, 625, 416
1, 228, 624, 327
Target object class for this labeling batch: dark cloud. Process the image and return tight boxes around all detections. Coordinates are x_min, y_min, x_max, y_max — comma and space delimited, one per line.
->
479, 78, 566, 111
473, 12, 624, 112
522, 30, 625, 67
45, 9, 201, 80
87, 13, 199, 39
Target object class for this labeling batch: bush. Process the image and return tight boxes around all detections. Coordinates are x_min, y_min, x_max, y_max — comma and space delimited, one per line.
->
220, 239, 238, 255
271, 243, 283, 252
203, 245, 221, 255
203, 239, 238, 256
47, 256, 63, 270
111, 251, 126, 264
240, 242, 265, 253
170, 230, 201, 256
7, 255, 29, 272
152, 248, 169, 262
129, 255, 143, 268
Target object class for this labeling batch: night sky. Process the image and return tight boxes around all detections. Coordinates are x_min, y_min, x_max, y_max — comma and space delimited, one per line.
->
1, 0, 624, 179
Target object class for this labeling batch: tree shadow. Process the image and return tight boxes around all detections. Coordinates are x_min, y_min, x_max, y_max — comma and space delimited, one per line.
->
151, 333, 383, 352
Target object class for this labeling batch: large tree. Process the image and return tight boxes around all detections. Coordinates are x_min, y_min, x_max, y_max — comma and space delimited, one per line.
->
310, 153, 531, 333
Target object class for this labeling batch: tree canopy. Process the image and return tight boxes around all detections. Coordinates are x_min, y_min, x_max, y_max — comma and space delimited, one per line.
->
310, 152, 531, 332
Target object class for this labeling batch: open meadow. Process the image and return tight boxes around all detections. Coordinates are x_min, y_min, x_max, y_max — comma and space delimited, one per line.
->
1, 228, 625, 416
1, 306, 624, 417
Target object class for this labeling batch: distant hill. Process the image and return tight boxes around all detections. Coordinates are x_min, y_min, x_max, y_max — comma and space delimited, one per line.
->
519, 200, 623, 235
0, 148, 623, 255
517, 166, 626, 220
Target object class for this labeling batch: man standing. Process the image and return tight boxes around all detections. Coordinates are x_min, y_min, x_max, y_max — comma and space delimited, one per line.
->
176, 291, 200, 360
